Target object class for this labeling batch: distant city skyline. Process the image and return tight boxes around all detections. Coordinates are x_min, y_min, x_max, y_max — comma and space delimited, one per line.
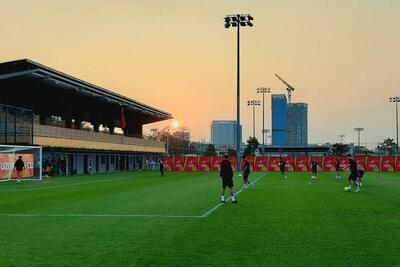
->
1, 0, 399, 146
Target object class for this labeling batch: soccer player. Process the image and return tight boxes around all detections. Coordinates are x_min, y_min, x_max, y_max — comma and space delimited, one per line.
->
335, 158, 342, 179
220, 155, 238, 204
13, 155, 25, 184
311, 159, 318, 180
344, 154, 361, 192
358, 168, 365, 187
279, 157, 287, 179
241, 156, 254, 189
159, 160, 165, 177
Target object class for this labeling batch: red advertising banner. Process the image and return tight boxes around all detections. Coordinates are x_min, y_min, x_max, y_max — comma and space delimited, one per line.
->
396, 156, 400, 172
254, 156, 269, 171
283, 156, 295, 171
184, 156, 198, 171
161, 157, 173, 171
338, 156, 350, 171
380, 156, 395, 172
229, 156, 237, 171
241, 156, 255, 171
267, 156, 281, 171
0, 154, 34, 179
308, 156, 323, 170
365, 156, 380, 172
172, 156, 185, 171
354, 155, 366, 170
198, 156, 211, 171
211, 156, 223, 171
295, 156, 308, 171
322, 156, 337, 171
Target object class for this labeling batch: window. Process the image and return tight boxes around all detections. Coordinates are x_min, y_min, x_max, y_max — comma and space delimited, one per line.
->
101, 155, 105, 164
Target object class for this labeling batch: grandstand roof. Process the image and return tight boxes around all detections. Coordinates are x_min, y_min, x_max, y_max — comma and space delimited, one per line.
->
0, 59, 172, 124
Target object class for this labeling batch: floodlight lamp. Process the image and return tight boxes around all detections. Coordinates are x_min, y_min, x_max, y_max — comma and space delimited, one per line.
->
225, 23, 230, 28
231, 17, 238, 22
231, 22, 238, 27
239, 16, 246, 21
224, 17, 231, 23
247, 21, 253, 27
239, 22, 246, 26
247, 15, 254, 21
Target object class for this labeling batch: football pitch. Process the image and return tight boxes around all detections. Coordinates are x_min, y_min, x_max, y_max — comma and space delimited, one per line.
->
0, 171, 399, 267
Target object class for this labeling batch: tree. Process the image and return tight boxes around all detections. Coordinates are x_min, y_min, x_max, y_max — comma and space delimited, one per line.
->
354, 146, 372, 155
376, 138, 399, 155
227, 148, 236, 157
243, 137, 259, 157
145, 127, 171, 141
205, 144, 217, 156
331, 143, 349, 156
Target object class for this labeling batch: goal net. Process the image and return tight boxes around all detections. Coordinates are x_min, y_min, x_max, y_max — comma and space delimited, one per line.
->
0, 145, 42, 182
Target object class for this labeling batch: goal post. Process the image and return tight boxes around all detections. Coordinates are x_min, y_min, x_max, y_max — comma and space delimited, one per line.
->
0, 145, 42, 182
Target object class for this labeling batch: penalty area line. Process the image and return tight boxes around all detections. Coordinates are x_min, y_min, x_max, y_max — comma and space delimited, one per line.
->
0, 213, 202, 219
201, 173, 266, 218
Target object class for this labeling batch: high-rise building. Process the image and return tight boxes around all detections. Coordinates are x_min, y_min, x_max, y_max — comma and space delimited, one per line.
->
287, 103, 308, 146
211, 120, 242, 149
173, 130, 190, 141
271, 94, 288, 146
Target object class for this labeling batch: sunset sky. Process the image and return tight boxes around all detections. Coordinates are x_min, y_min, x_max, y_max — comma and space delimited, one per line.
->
1, 0, 399, 146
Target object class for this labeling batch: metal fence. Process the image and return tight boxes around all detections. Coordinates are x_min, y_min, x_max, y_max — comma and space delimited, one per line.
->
0, 104, 33, 144
34, 124, 165, 148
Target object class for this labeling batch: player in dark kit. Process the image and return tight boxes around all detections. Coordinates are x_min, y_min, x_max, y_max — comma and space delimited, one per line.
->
13, 155, 25, 184
279, 157, 287, 179
344, 154, 361, 192
311, 160, 318, 180
358, 168, 365, 187
241, 156, 254, 189
335, 159, 342, 179
159, 160, 165, 177
220, 155, 238, 203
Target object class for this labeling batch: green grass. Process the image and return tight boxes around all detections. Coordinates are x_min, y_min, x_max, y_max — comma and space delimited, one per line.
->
0, 171, 399, 267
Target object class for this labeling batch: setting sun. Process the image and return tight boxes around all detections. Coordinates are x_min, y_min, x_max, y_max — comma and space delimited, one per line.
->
172, 120, 180, 129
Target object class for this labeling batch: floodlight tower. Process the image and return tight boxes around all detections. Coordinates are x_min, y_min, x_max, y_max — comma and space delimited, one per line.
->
247, 100, 261, 138
389, 96, 399, 153
354, 128, 364, 147
257, 87, 271, 152
224, 14, 253, 170
338, 134, 345, 144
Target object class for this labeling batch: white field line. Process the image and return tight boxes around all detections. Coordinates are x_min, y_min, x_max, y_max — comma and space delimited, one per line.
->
3, 177, 133, 192
0, 213, 202, 219
201, 174, 266, 218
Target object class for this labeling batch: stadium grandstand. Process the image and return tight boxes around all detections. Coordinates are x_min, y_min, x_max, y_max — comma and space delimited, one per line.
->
0, 59, 172, 175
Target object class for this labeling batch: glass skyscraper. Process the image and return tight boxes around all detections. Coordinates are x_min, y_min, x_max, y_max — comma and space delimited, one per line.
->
271, 94, 288, 146
287, 103, 308, 146
211, 120, 242, 148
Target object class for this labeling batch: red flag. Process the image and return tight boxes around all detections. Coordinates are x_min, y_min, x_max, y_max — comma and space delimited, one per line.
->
121, 108, 126, 129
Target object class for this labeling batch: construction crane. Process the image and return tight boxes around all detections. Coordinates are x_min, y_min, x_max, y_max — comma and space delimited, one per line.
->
275, 73, 295, 104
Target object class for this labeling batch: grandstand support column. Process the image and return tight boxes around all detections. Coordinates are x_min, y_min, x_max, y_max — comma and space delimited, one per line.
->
108, 121, 115, 134
74, 118, 82, 130
93, 120, 100, 132
65, 115, 72, 128
39, 110, 47, 125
